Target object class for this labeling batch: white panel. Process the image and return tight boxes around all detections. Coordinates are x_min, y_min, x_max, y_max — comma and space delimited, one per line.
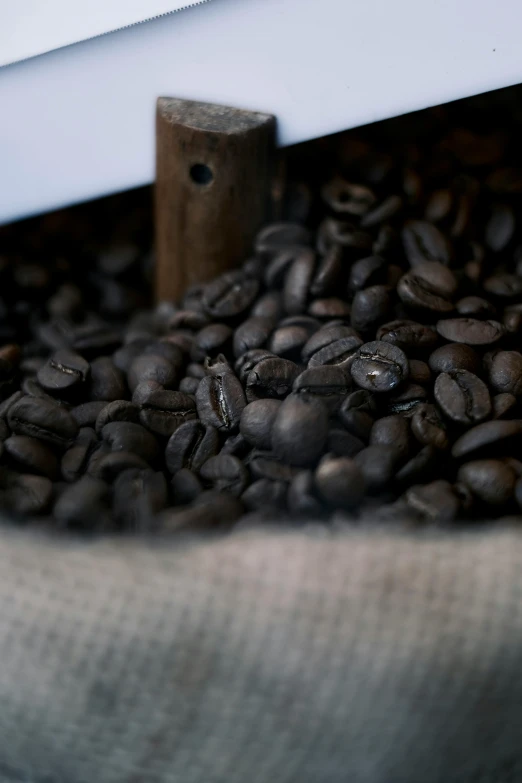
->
0, 0, 521, 223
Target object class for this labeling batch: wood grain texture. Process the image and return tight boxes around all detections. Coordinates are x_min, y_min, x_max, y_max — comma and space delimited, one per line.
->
155, 98, 276, 302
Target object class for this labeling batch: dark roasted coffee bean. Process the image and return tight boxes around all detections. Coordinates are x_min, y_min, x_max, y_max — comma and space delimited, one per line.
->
7, 395, 78, 448
402, 220, 452, 267
199, 455, 248, 497
220, 433, 249, 458
196, 370, 246, 432
112, 339, 153, 373
191, 323, 233, 362
128, 354, 176, 393
322, 177, 376, 216
307, 334, 363, 372
408, 360, 431, 384
245, 357, 300, 402
436, 318, 505, 346
309, 297, 351, 320
302, 325, 357, 364
411, 404, 449, 450
351, 285, 392, 332
186, 362, 206, 380
168, 309, 209, 331
271, 394, 329, 467
171, 468, 204, 505
351, 341, 408, 393
326, 428, 365, 458
425, 189, 453, 223
95, 400, 139, 434
451, 420, 522, 459
1, 473, 53, 516
61, 429, 97, 482
165, 421, 219, 475
293, 365, 350, 413
397, 262, 456, 313
377, 319, 438, 354
255, 222, 311, 259
269, 325, 311, 361
492, 393, 518, 420
265, 246, 309, 289
0, 419, 8, 441
139, 390, 197, 438
394, 446, 438, 487
54, 475, 110, 528
101, 421, 159, 464
434, 370, 491, 425
487, 351, 522, 396
240, 399, 282, 450
37, 349, 89, 394
287, 470, 323, 516
309, 245, 345, 297
160, 491, 244, 531
233, 317, 272, 358
248, 450, 299, 483
315, 456, 366, 509
71, 401, 107, 428
235, 349, 275, 385
251, 291, 283, 321
360, 194, 402, 228
458, 459, 516, 506
348, 255, 387, 292
242, 479, 287, 512
387, 383, 427, 415
203, 271, 259, 319
113, 469, 168, 529
485, 204, 515, 252
428, 343, 481, 375
283, 248, 316, 314
369, 415, 411, 463
88, 357, 126, 401
456, 296, 495, 317
4, 435, 58, 479
317, 218, 373, 254
404, 480, 460, 522
143, 340, 184, 368
89, 450, 149, 482
132, 380, 163, 406
179, 377, 200, 395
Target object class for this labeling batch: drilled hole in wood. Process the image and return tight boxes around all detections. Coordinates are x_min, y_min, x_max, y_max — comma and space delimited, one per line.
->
190, 163, 213, 185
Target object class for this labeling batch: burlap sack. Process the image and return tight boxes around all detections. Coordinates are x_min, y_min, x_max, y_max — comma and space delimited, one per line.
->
1, 520, 521, 783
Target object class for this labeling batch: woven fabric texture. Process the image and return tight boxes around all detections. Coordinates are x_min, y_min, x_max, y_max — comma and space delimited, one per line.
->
0, 522, 521, 783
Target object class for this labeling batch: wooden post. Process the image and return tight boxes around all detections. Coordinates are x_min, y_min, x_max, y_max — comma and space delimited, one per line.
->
155, 98, 276, 302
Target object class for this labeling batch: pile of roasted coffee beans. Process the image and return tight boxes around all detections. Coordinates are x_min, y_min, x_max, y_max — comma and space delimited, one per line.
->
3, 88, 522, 531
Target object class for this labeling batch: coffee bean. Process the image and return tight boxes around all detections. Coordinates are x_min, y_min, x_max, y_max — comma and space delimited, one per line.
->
268, 325, 310, 362
377, 320, 438, 354
139, 390, 197, 438
287, 470, 323, 516
112, 469, 168, 529
128, 354, 176, 393
402, 220, 452, 267
397, 262, 456, 313
404, 480, 460, 522
71, 401, 107, 428
271, 394, 329, 467
1, 473, 53, 516
351, 285, 392, 332
203, 271, 259, 319
61, 428, 97, 482
233, 317, 273, 358
300, 354, 349, 394
411, 404, 449, 450
428, 343, 481, 375
434, 370, 491, 425
112, 339, 153, 373
54, 475, 110, 528
394, 446, 438, 487
242, 479, 287, 512
283, 248, 316, 314
456, 296, 496, 317
89, 450, 149, 482
487, 351, 522, 396
326, 428, 365, 458
315, 456, 366, 509
37, 349, 90, 394
235, 349, 275, 385
101, 421, 159, 464
408, 360, 431, 384
492, 393, 518, 420
310, 245, 345, 297
199, 455, 248, 496
88, 357, 126, 401
0, 391, 23, 419
95, 400, 140, 434
132, 380, 164, 406
7, 395, 78, 448
255, 222, 311, 259
360, 194, 402, 228
245, 357, 300, 402
171, 468, 204, 505
220, 433, 249, 458
436, 318, 505, 346
369, 415, 411, 463
4, 434, 59, 479
485, 204, 515, 252
191, 323, 233, 362
165, 421, 219, 474
240, 399, 281, 450
322, 177, 377, 216
248, 450, 299, 483
251, 291, 283, 321
451, 420, 522, 459
348, 255, 387, 292
351, 341, 409, 393
458, 459, 517, 506
196, 370, 246, 432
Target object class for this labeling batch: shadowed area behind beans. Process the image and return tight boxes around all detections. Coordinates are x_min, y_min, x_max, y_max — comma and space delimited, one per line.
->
3, 85, 522, 530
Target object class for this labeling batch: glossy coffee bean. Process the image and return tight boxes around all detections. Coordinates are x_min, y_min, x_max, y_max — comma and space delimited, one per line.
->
457, 459, 517, 506
377, 320, 438, 354
315, 456, 366, 509
271, 394, 329, 467
436, 318, 505, 346
139, 390, 197, 437
428, 343, 481, 375
7, 395, 78, 448
165, 421, 219, 475
37, 349, 89, 394
293, 365, 350, 413
196, 370, 246, 432
203, 271, 259, 319
351, 341, 409, 393
245, 357, 300, 402
434, 370, 491, 425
